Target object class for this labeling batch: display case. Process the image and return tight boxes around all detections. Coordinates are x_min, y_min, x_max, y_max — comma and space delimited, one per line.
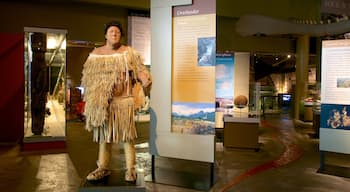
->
23, 27, 67, 146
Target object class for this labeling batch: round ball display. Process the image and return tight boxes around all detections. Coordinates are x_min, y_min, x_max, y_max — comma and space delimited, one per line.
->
234, 95, 248, 108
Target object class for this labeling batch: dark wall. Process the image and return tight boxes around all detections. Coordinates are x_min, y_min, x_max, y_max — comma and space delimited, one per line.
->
66, 46, 93, 88
0, 33, 24, 143
0, 1, 129, 43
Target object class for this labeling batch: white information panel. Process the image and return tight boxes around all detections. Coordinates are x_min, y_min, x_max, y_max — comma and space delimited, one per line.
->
128, 16, 151, 65
150, 0, 215, 163
320, 39, 350, 154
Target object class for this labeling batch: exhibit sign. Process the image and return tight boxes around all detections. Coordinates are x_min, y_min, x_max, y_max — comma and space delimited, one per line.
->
215, 53, 235, 114
150, 0, 216, 163
320, 39, 350, 154
128, 15, 151, 65
214, 53, 235, 128
171, 0, 216, 135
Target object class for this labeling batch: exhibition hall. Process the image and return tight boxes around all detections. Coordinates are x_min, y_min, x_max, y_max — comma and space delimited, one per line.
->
1, 0, 350, 191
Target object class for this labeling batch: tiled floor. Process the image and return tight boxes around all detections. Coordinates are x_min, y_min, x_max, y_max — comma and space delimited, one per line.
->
1, 113, 350, 192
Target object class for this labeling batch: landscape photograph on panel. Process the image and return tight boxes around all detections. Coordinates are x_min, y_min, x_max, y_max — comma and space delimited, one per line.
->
171, 102, 215, 135
197, 37, 216, 66
321, 104, 350, 130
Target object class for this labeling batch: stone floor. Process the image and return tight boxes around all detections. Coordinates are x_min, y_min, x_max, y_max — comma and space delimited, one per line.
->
1, 113, 350, 192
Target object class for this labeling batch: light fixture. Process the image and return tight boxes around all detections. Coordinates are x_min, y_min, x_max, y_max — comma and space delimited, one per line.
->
47, 38, 57, 49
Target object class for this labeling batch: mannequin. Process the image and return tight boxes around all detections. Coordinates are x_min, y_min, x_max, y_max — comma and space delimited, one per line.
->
81, 21, 152, 182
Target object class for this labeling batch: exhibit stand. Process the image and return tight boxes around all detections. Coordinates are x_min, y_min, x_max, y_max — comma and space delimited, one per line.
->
149, 0, 216, 190
147, 155, 215, 191
318, 39, 350, 178
223, 116, 259, 150
223, 92, 260, 151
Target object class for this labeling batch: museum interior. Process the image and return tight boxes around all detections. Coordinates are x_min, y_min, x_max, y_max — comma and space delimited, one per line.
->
1, 0, 350, 191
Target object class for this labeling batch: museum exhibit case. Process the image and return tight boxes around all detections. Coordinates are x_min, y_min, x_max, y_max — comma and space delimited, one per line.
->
23, 27, 67, 147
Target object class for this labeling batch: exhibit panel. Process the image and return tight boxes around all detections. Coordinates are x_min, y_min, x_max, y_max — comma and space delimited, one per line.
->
320, 39, 350, 154
128, 15, 151, 66
149, 0, 216, 190
215, 52, 234, 128
171, 0, 216, 136
319, 39, 350, 177
150, 0, 215, 163
24, 27, 67, 144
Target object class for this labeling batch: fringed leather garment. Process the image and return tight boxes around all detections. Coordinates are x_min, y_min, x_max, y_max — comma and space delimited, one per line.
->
81, 47, 149, 143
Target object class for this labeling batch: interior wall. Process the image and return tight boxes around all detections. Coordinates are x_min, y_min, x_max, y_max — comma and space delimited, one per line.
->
233, 52, 250, 115
66, 46, 93, 88
0, 33, 24, 143
0, 1, 129, 43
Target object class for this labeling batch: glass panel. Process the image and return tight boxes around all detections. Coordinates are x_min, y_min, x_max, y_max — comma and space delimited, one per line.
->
24, 28, 67, 140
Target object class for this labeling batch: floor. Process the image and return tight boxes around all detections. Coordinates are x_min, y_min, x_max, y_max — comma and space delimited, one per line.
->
1, 113, 350, 192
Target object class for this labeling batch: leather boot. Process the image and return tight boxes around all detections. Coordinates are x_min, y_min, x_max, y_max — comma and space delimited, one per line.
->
124, 141, 137, 182
86, 142, 112, 181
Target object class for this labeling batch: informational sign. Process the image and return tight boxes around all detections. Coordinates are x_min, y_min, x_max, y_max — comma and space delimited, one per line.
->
172, 0, 216, 135
320, 39, 350, 154
128, 16, 151, 65
214, 53, 234, 128
150, 0, 216, 163
215, 53, 235, 113
321, 0, 350, 15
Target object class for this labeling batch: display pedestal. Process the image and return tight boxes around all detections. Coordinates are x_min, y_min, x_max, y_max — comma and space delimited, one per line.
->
318, 164, 350, 178
312, 110, 320, 138
147, 155, 216, 191
223, 116, 259, 151
318, 151, 350, 178
304, 105, 313, 122
22, 136, 66, 152
80, 170, 146, 192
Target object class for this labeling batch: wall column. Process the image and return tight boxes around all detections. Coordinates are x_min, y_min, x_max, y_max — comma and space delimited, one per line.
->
294, 35, 309, 120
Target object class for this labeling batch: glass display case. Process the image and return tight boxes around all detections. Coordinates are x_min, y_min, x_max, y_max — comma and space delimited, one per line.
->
24, 27, 67, 143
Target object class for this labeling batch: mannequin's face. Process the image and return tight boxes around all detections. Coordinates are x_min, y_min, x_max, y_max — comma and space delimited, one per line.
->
105, 26, 121, 46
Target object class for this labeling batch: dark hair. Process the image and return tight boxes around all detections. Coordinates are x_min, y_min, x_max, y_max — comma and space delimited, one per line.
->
104, 21, 123, 35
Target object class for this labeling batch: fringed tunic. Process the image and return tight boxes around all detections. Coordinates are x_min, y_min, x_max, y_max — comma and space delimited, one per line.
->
81, 47, 151, 143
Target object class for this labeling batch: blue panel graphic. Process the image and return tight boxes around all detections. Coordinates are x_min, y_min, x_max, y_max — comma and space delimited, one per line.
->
321, 104, 350, 130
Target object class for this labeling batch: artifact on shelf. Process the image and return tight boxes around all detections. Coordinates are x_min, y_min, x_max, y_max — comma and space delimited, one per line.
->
234, 95, 248, 108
